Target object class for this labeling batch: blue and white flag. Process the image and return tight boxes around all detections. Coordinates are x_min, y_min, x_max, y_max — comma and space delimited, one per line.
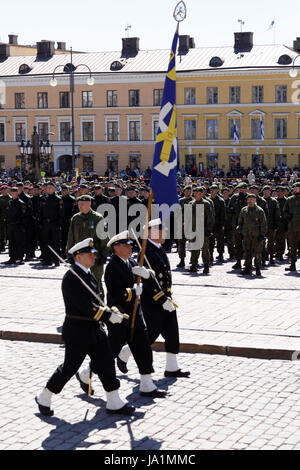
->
150, 29, 179, 220
233, 119, 239, 143
260, 117, 265, 141
268, 19, 275, 30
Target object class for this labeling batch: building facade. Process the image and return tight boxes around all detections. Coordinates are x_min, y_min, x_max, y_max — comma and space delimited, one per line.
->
0, 32, 300, 176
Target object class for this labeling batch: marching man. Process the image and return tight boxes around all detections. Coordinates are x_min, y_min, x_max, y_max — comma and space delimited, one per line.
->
35, 238, 135, 417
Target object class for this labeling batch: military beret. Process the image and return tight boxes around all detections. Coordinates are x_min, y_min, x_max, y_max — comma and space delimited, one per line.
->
77, 195, 93, 202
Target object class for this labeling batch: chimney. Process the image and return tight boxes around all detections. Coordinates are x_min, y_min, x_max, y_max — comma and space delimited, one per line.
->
0, 44, 10, 60
57, 41, 66, 51
36, 40, 55, 59
178, 35, 195, 54
121, 37, 139, 57
8, 34, 18, 45
293, 37, 300, 53
234, 32, 254, 53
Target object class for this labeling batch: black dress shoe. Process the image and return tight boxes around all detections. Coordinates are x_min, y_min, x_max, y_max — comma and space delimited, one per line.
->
35, 397, 54, 417
106, 404, 135, 415
117, 357, 128, 374
176, 260, 185, 268
3, 259, 16, 265
75, 372, 94, 396
140, 389, 167, 398
164, 369, 190, 378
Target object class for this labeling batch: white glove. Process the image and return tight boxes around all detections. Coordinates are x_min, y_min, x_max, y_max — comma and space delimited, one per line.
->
134, 283, 143, 296
132, 266, 150, 279
109, 312, 124, 324
162, 299, 176, 312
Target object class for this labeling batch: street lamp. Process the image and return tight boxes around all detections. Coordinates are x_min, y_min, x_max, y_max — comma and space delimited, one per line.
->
50, 47, 94, 173
19, 127, 53, 179
289, 54, 300, 78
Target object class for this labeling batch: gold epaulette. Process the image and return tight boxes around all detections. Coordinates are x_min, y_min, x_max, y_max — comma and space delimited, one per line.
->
93, 307, 106, 321
124, 288, 133, 302
153, 291, 164, 302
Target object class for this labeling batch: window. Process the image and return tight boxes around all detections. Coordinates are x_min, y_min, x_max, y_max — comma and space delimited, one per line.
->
275, 118, 287, 139
229, 155, 241, 170
107, 155, 118, 173
82, 121, 94, 141
184, 120, 196, 140
0, 155, 4, 170
206, 119, 218, 139
107, 121, 119, 141
60, 122, 71, 142
251, 119, 262, 139
82, 155, 94, 172
275, 154, 287, 167
229, 87, 240, 104
229, 119, 241, 139
184, 88, 196, 105
59, 92, 70, 108
185, 154, 196, 171
129, 121, 140, 141
153, 89, 164, 106
38, 122, 49, 141
129, 90, 140, 107
252, 86, 264, 103
0, 123, 4, 142
275, 85, 287, 103
207, 154, 218, 170
252, 154, 264, 170
37, 92, 48, 109
153, 120, 159, 140
15, 123, 26, 142
15, 93, 25, 109
82, 91, 93, 108
207, 87, 218, 104
107, 90, 118, 107
129, 155, 141, 170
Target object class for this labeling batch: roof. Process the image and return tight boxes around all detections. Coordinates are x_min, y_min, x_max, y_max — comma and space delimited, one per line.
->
0, 44, 298, 77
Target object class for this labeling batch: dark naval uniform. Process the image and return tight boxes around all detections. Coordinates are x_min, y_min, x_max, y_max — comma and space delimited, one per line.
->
5, 195, 27, 263
40, 192, 64, 265
46, 263, 120, 395
140, 239, 179, 354
104, 254, 154, 375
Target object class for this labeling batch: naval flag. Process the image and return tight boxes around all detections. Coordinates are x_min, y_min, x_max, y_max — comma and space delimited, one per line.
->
233, 119, 239, 144
150, 29, 180, 220
260, 116, 265, 141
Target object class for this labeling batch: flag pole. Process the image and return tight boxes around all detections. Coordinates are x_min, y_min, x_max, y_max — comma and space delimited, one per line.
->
129, 2, 186, 342
129, 190, 153, 343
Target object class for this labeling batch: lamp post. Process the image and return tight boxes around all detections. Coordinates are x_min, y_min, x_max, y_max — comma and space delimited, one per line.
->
19, 126, 53, 181
50, 47, 94, 173
289, 54, 300, 78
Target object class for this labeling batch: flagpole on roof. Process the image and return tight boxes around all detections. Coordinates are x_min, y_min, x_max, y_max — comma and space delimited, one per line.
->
129, 2, 187, 342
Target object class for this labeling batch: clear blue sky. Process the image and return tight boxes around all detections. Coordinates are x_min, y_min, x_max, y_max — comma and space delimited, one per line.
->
1, 0, 299, 52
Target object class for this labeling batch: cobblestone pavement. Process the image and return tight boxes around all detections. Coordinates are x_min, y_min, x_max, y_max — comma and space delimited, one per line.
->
1, 248, 300, 355
1, 341, 300, 451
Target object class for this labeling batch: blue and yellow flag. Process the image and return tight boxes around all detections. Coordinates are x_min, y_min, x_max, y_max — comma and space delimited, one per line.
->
150, 30, 179, 220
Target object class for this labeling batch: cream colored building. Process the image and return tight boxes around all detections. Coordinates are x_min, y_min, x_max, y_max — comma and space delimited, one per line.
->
1, 32, 300, 175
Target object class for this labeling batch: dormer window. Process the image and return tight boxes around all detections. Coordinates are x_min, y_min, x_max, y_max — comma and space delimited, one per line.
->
18, 64, 32, 74
209, 56, 224, 68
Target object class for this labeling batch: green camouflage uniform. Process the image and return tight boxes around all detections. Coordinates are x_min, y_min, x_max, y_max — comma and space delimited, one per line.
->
177, 195, 194, 262
188, 198, 214, 268
66, 209, 109, 298
237, 204, 267, 269
283, 191, 300, 264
